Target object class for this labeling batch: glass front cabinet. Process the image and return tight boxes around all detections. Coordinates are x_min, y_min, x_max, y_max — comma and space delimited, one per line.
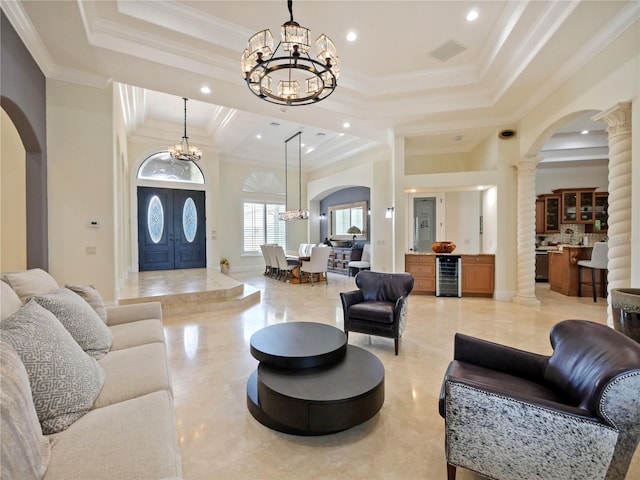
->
552, 188, 607, 231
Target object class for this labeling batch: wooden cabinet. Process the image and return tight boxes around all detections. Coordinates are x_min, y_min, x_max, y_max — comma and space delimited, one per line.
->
405, 254, 435, 294
406, 253, 495, 297
535, 199, 545, 234
554, 188, 597, 224
594, 193, 608, 231
548, 247, 593, 296
461, 255, 494, 297
536, 194, 561, 233
328, 247, 361, 275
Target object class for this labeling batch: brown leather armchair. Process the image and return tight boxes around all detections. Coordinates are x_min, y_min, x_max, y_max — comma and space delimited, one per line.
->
439, 320, 640, 480
340, 271, 414, 355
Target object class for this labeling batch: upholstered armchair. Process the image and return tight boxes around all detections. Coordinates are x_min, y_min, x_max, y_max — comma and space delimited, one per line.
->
439, 320, 640, 480
340, 271, 414, 355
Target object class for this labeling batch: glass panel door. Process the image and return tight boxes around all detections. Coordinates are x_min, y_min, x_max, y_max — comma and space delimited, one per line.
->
413, 197, 437, 252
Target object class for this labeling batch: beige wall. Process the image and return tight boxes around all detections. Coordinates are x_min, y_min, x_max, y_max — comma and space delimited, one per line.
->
536, 164, 609, 195
46, 79, 117, 301
1, 108, 27, 271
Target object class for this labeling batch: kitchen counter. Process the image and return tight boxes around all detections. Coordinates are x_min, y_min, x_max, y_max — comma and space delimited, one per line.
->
548, 245, 594, 296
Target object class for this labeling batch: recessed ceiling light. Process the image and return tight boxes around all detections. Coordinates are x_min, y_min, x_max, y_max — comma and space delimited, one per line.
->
346, 31, 357, 42
581, 130, 589, 135
343, 122, 351, 129
200, 86, 211, 94
466, 9, 479, 22
256, 134, 262, 140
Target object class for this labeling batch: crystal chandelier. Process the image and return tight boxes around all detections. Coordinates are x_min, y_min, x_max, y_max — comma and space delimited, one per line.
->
241, 0, 339, 106
279, 131, 309, 221
168, 98, 202, 162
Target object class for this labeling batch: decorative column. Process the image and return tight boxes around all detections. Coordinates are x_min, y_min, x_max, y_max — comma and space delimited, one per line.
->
512, 158, 541, 306
593, 102, 633, 325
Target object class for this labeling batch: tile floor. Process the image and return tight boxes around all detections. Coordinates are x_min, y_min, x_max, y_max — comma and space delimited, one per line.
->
129, 269, 639, 480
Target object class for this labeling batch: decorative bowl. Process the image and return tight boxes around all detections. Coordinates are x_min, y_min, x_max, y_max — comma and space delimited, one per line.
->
432, 241, 456, 253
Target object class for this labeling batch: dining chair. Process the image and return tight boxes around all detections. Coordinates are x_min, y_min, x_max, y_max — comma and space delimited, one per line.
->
348, 243, 371, 277
273, 246, 295, 281
578, 241, 608, 302
300, 246, 331, 285
259, 245, 271, 276
264, 245, 279, 278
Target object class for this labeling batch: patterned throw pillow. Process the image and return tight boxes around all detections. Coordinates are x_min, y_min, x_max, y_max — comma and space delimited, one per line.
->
0, 340, 51, 479
30, 288, 113, 360
65, 284, 108, 324
0, 301, 106, 434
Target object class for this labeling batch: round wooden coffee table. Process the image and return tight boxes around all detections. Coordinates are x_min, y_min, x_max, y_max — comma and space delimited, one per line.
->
247, 322, 385, 436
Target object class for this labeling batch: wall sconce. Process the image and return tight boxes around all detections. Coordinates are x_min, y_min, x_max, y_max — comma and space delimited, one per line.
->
385, 207, 394, 219
368, 208, 371, 215
319, 213, 326, 220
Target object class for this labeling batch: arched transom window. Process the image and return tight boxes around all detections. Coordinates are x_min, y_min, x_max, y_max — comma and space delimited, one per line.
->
137, 151, 205, 184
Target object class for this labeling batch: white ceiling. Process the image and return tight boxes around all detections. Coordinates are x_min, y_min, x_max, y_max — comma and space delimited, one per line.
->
3, 0, 636, 170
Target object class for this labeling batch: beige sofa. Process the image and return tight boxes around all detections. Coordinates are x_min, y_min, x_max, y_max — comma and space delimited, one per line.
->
1, 269, 182, 479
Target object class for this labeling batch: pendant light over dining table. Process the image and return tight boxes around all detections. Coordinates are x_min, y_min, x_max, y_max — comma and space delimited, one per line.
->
241, 0, 340, 106
279, 131, 309, 221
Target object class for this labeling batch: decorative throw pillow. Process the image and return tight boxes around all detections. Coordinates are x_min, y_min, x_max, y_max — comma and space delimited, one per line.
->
0, 340, 51, 479
1, 280, 23, 321
1, 268, 58, 302
30, 288, 113, 359
65, 284, 108, 324
0, 301, 106, 434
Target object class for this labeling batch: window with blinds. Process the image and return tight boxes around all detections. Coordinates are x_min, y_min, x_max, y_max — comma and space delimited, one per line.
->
243, 202, 286, 254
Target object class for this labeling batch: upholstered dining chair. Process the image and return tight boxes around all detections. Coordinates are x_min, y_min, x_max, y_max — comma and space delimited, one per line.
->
264, 245, 278, 278
578, 241, 608, 302
300, 246, 331, 285
439, 320, 640, 480
259, 245, 271, 276
273, 246, 295, 282
340, 271, 414, 355
348, 243, 371, 277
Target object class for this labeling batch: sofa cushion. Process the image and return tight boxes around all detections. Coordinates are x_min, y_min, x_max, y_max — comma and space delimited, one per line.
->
0, 301, 106, 434
93, 342, 172, 409
1, 268, 58, 301
65, 284, 108, 323
109, 318, 166, 350
1, 280, 23, 321
0, 340, 51, 479
30, 288, 113, 360
45, 390, 182, 480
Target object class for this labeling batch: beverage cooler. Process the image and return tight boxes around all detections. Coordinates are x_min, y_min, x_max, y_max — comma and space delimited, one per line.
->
436, 255, 462, 297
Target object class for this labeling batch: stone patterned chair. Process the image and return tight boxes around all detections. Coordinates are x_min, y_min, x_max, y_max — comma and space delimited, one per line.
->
439, 320, 640, 480
340, 271, 414, 355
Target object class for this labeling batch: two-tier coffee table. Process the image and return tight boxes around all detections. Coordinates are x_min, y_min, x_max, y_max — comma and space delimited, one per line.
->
246, 322, 385, 436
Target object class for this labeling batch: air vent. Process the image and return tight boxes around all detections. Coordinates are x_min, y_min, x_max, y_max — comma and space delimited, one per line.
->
429, 40, 466, 62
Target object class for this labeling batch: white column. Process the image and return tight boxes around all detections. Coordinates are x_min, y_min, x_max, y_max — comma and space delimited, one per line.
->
593, 102, 632, 325
512, 158, 540, 306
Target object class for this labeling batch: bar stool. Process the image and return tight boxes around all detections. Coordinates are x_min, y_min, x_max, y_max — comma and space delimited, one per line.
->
577, 241, 608, 302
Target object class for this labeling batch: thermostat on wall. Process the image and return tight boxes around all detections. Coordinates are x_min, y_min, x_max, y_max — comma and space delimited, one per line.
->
89, 220, 101, 228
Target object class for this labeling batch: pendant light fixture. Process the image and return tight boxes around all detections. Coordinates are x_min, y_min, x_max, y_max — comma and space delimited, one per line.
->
279, 131, 309, 221
169, 98, 202, 162
241, 0, 339, 106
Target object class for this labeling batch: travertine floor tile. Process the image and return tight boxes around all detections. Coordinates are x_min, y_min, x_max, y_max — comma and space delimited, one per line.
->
124, 269, 639, 480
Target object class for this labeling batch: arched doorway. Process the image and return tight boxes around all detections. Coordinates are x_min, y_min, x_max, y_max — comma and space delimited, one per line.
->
136, 152, 207, 271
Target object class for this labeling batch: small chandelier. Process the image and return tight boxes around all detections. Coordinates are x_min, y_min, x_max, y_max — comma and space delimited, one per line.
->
279, 131, 309, 221
169, 98, 202, 162
241, 0, 340, 106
